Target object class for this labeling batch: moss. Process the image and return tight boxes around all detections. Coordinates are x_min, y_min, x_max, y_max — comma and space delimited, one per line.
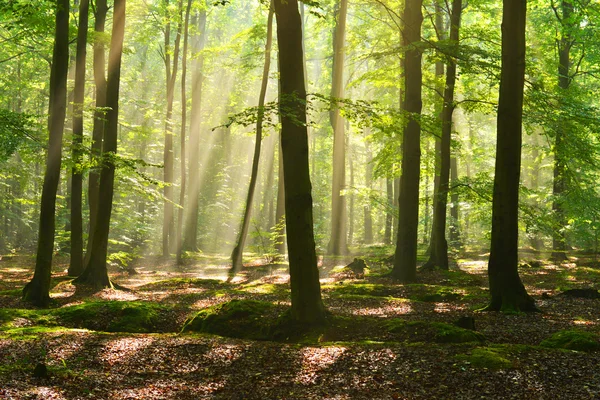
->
239, 282, 288, 296
406, 284, 463, 303
456, 347, 513, 370
326, 283, 391, 297
386, 319, 484, 343
0, 289, 22, 296
0, 326, 80, 340
139, 278, 228, 291
182, 299, 279, 340
540, 330, 600, 352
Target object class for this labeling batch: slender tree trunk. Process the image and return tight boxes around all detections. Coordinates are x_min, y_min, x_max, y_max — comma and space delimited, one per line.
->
230, 2, 274, 278
162, 0, 183, 257
274, 0, 325, 324
449, 154, 460, 244
176, 0, 193, 264
484, 0, 536, 312
23, 0, 70, 306
423, 0, 462, 271
363, 127, 373, 244
328, 0, 348, 255
391, 0, 423, 282
68, 0, 89, 277
74, 0, 126, 289
384, 178, 393, 244
183, 7, 207, 251
84, 0, 107, 268
275, 141, 286, 254
348, 137, 354, 246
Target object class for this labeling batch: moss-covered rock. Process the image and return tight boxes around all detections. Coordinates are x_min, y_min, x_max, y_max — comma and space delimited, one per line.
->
457, 347, 513, 370
386, 319, 484, 343
540, 330, 600, 352
182, 299, 278, 340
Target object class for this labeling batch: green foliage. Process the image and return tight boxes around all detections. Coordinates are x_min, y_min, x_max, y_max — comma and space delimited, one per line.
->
540, 330, 600, 352
0, 109, 38, 162
386, 319, 485, 343
248, 218, 284, 264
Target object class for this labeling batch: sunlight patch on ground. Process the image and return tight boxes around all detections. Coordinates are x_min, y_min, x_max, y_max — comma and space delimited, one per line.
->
203, 344, 244, 367
113, 380, 221, 399
573, 319, 596, 326
348, 300, 413, 317
93, 289, 141, 301
434, 302, 468, 313
295, 346, 347, 385
48, 336, 86, 361
101, 337, 156, 365
28, 386, 66, 399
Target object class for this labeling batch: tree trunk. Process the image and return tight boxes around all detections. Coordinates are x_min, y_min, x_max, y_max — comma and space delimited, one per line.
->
328, 0, 348, 255
391, 0, 423, 282
484, 0, 536, 312
83, 0, 107, 269
275, 141, 286, 254
68, 0, 89, 277
176, 0, 193, 264
274, 0, 326, 324
423, 0, 462, 271
449, 155, 460, 245
183, 7, 207, 252
363, 127, 373, 244
384, 178, 393, 244
230, 2, 274, 278
74, 0, 126, 289
23, 0, 70, 307
348, 137, 354, 246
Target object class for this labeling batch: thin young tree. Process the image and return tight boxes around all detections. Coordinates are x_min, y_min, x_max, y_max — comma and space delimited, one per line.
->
483, 0, 536, 312
391, 0, 423, 282
230, 1, 274, 278
68, 0, 90, 277
23, 0, 70, 306
274, 0, 326, 324
74, 0, 126, 289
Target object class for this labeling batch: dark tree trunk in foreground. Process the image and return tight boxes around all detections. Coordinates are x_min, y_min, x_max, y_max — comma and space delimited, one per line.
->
391, 0, 423, 282
74, 0, 126, 289
423, 0, 462, 271
230, 2, 274, 278
551, 0, 574, 262
484, 0, 536, 312
274, 0, 326, 324
176, 0, 192, 264
68, 0, 89, 277
328, 0, 349, 255
84, 0, 107, 269
275, 143, 286, 255
183, 7, 207, 251
23, 0, 70, 306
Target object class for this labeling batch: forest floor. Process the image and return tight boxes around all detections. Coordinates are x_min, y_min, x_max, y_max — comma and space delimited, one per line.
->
1, 249, 600, 399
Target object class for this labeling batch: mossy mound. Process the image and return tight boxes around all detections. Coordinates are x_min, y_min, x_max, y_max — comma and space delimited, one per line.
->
182, 299, 279, 340
139, 278, 229, 291
457, 347, 513, 370
540, 330, 600, 352
326, 283, 394, 298
386, 319, 484, 343
406, 284, 463, 303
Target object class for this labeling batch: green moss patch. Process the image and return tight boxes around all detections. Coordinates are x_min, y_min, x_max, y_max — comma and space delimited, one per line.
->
406, 284, 463, 303
540, 330, 600, 352
139, 278, 229, 291
386, 319, 485, 343
456, 346, 513, 370
0, 289, 22, 296
182, 299, 280, 340
325, 283, 394, 298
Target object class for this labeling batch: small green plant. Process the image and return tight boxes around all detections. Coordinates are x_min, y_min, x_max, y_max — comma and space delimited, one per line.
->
249, 218, 285, 264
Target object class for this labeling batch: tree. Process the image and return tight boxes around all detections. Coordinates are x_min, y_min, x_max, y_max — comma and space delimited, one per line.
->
74, 0, 126, 289
274, 0, 326, 324
230, 1, 274, 278
423, 0, 462, 271
68, 0, 90, 277
23, 0, 70, 307
483, 0, 536, 312
391, 0, 423, 282
328, 0, 349, 255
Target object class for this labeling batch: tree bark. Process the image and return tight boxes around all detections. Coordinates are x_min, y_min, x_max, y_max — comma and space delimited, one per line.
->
484, 0, 536, 312
384, 178, 393, 244
391, 0, 423, 282
274, 0, 326, 324
275, 141, 286, 254
68, 0, 89, 277
230, 2, 274, 278
74, 0, 126, 289
23, 0, 70, 307
363, 127, 373, 244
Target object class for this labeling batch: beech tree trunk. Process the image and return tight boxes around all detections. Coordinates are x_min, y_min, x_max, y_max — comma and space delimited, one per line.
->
74, 0, 126, 289
363, 127, 373, 244
484, 0, 536, 312
384, 178, 393, 244
68, 0, 89, 277
391, 0, 423, 282
274, 0, 326, 324
23, 0, 70, 306
230, 2, 274, 278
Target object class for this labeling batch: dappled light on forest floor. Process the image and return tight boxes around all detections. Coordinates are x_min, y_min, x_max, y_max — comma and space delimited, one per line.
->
101, 337, 156, 365
295, 346, 348, 385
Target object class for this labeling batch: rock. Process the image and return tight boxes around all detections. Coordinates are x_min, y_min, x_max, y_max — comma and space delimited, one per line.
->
33, 362, 47, 379
454, 316, 476, 331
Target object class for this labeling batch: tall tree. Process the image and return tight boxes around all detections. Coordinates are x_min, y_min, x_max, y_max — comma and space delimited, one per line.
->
23, 0, 70, 306
423, 0, 462, 271
274, 0, 326, 324
328, 0, 349, 255
230, 1, 274, 278
483, 0, 536, 312
68, 0, 90, 277
183, 5, 207, 251
74, 0, 126, 289
391, 0, 423, 282
83, 0, 108, 269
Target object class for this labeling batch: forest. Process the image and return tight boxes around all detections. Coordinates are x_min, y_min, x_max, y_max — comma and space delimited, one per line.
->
1, 0, 600, 398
